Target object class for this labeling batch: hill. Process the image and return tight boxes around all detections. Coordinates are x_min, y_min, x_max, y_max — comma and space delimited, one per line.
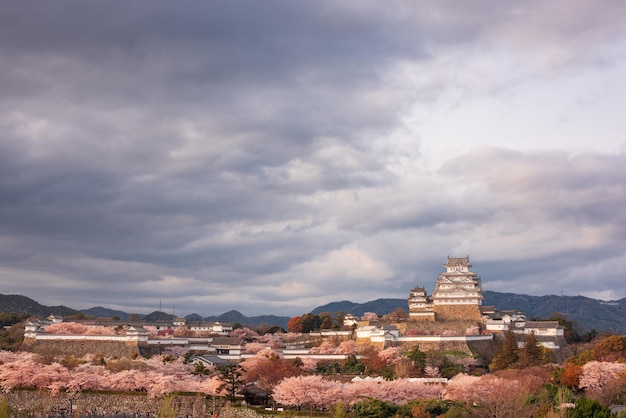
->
200, 310, 291, 330
311, 298, 407, 317
0, 294, 79, 317
80, 306, 130, 320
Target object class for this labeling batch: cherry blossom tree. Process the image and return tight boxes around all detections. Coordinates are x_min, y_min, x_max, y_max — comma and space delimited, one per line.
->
361, 312, 379, 321
272, 375, 341, 413
579, 361, 626, 391
0, 350, 218, 397
299, 356, 319, 372
309, 340, 336, 354
229, 327, 259, 340
245, 342, 270, 354
45, 322, 116, 335
378, 347, 402, 365
335, 340, 358, 355
241, 349, 301, 391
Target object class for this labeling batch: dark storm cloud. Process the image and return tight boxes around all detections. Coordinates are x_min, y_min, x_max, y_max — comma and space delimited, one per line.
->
1, 1, 625, 315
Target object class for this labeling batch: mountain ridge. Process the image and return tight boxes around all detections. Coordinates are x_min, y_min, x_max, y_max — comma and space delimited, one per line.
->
1, 292, 624, 333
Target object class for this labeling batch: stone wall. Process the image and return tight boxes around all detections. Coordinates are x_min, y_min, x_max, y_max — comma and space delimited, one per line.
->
22, 339, 142, 358
2, 391, 271, 417
402, 339, 473, 355
404, 320, 480, 335
433, 305, 482, 321
1, 390, 213, 417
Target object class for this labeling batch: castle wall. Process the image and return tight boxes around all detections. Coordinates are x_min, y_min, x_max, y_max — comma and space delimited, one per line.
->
433, 304, 482, 321
22, 339, 145, 358
3, 390, 220, 417
401, 339, 473, 355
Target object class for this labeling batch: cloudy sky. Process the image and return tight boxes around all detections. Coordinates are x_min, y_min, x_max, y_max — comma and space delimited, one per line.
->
1, 1, 625, 317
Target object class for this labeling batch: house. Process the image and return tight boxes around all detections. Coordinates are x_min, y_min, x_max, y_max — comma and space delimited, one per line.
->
209, 337, 245, 355
343, 314, 359, 327
187, 321, 233, 335
355, 325, 399, 348
191, 354, 230, 368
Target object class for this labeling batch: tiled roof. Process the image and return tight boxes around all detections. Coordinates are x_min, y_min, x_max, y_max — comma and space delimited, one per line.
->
445, 256, 471, 267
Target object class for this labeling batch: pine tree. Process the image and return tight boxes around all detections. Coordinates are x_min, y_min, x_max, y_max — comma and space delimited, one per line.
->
216, 363, 245, 402
490, 328, 519, 371
517, 331, 544, 368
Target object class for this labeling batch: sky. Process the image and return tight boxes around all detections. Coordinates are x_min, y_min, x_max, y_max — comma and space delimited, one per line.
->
1, 1, 625, 317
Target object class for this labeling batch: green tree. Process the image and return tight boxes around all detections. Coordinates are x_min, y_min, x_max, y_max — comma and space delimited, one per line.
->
405, 346, 426, 372
193, 361, 211, 375
301, 313, 322, 333
341, 354, 365, 374
0, 322, 25, 351
439, 357, 464, 378
216, 364, 245, 402
570, 397, 612, 418
352, 398, 397, 418
516, 331, 544, 368
490, 329, 519, 371
319, 313, 333, 330
334, 311, 346, 330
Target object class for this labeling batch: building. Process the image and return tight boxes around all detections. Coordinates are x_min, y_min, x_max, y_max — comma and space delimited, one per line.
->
408, 286, 435, 321
409, 256, 484, 321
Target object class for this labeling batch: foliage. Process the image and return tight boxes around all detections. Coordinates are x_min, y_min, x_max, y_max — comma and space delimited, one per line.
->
45, 322, 117, 335
591, 335, 626, 362
341, 354, 365, 374
193, 361, 211, 375
489, 329, 519, 371
558, 364, 582, 388
565, 348, 593, 366
578, 360, 626, 390
516, 332, 544, 368
272, 375, 340, 412
216, 363, 245, 401
352, 398, 396, 418
438, 357, 464, 379
0, 322, 24, 351
0, 351, 220, 397
240, 349, 302, 391
287, 316, 303, 333
570, 397, 612, 418
0, 313, 27, 328
395, 399, 460, 418
404, 346, 426, 372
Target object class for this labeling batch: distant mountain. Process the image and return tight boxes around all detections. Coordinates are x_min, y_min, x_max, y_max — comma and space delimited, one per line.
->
0, 294, 79, 317
311, 292, 626, 333
143, 311, 176, 322
311, 298, 407, 317
199, 310, 291, 330
482, 291, 626, 334
80, 306, 130, 320
3, 291, 624, 333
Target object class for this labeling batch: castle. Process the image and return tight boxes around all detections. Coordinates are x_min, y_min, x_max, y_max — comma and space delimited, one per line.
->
409, 256, 483, 321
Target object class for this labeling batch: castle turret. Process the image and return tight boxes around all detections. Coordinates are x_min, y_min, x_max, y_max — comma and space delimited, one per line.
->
408, 286, 435, 321
432, 256, 483, 320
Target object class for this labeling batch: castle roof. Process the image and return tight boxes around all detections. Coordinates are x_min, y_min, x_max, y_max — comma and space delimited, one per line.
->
445, 256, 471, 267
